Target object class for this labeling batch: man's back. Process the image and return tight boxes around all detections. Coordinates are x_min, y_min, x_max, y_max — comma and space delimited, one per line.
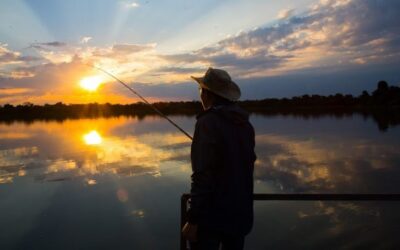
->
189, 103, 256, 235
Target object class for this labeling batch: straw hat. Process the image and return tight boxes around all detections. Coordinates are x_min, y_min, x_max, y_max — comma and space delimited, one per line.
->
191, 67, 241, 101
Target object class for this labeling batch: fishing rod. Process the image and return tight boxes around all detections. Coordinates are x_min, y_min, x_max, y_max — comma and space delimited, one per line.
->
23, 46, 192, 139
89, 64, 193, 141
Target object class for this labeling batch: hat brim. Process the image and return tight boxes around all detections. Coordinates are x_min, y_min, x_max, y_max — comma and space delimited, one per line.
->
190, 75, 241, 101
190, 76, 209, 90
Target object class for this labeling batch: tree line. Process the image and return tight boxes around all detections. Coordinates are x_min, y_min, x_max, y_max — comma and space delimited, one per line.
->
241, 80, 400, 110
0, 81, 399, 129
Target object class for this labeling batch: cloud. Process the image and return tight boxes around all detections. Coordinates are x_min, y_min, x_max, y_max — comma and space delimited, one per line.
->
25, 42, 157, 66
1, 40, 167, 104
0, 44, 20, 64
0, 87, 32, 96
80, 36, 92, 44
111, 43, 155, 54
159, 0, 400, 78
125, 2, 140, 8
2, 70, 35, 79
0, 44, 43, 80
0, 57, 89, 92
160, 49, 290, 78
0, 43, 42, 66
91, 43, 156, 63
37, 41, 67, 47
154, 66, 203, 74
277, 8, 295, 19
29, 41, 67, 50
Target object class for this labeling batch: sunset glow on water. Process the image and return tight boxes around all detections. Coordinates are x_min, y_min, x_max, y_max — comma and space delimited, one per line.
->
83, 130, 103, 145
0, 115, 399, 248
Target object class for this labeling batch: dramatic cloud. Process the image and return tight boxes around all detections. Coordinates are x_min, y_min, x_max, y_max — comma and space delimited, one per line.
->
1, 0, 400, 104
0, 44, 41, 66
0, 44, 43, 80
160, 0, 400, 78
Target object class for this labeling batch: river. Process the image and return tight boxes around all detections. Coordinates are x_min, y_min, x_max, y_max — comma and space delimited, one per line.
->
0, 114, 399, 249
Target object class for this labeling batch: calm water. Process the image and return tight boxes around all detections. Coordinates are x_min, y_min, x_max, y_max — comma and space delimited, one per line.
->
0, 114, 399, 249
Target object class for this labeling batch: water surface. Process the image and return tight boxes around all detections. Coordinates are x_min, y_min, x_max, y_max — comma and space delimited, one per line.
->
0, 114, 399, 249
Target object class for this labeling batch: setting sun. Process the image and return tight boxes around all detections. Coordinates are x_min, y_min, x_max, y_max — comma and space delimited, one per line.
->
80, 76, 103, 91
83, 130, 102, 145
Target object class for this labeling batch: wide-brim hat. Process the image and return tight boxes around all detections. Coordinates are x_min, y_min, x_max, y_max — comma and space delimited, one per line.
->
191, 67, 241, 101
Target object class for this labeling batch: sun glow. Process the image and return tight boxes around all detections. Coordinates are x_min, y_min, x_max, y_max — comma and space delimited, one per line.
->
83, 130, 103, 145
80, 76, 103, 91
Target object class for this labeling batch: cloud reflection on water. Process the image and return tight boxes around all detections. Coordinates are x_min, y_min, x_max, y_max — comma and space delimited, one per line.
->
0, 115, 399, 249
249, 128, 400, 247
0, 117, 191, 185
1, 115, 399, 194
254, 133, 400, 193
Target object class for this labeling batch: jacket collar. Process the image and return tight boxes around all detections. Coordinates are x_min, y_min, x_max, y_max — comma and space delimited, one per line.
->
196, 107, 214, 120
196, 104, 234, 120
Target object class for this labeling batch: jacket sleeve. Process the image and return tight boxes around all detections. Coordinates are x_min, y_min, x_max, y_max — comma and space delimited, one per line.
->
187, 115, 220, 224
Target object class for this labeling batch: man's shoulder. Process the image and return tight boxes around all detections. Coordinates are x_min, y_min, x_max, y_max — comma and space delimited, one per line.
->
197, 104, 250, 125
195, 109, 222, 135
196, 108, 220, 122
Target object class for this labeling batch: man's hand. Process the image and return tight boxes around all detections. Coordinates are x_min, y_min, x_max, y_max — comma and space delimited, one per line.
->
182, 222, 198, 242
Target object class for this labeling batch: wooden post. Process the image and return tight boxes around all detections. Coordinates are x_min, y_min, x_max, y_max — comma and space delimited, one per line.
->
180, 194, 190, 250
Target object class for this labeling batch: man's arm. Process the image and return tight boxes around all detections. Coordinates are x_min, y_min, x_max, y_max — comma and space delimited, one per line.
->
187, 114, 220, 224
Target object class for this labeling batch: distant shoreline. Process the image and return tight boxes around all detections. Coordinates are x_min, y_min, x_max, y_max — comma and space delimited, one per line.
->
1, 81, 399, 131
1, 99, 399, 118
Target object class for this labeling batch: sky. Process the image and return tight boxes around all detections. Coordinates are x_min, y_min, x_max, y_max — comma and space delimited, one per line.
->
0, 0, 400, 104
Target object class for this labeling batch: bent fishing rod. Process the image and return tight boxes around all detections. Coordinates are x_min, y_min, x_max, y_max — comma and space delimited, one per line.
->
90, 64, 193, 141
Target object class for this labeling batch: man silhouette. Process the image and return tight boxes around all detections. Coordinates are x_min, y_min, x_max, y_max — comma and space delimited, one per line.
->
182, 68, 256, 250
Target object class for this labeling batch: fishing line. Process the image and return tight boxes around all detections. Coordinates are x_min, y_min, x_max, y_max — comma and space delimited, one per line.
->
89, 64, 193, 141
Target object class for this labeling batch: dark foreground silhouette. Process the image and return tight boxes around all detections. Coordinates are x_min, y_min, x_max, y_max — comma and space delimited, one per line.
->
1, 81, 399, 131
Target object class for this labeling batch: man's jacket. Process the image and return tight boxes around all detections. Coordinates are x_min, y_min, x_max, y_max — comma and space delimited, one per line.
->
188, 103, 256, 235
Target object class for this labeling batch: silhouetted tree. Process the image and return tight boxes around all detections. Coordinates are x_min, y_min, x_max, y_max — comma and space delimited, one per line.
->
377, 80, 389, 91
361, 90, 369, 98
372, 80, 399, 105
359, 90, 371, 105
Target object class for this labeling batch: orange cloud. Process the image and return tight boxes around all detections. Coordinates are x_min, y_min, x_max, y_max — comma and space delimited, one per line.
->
0, 88, 32, 95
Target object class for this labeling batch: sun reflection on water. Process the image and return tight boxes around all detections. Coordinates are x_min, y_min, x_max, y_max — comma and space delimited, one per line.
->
83, 130, 102, 145
0, 118, 192, 184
